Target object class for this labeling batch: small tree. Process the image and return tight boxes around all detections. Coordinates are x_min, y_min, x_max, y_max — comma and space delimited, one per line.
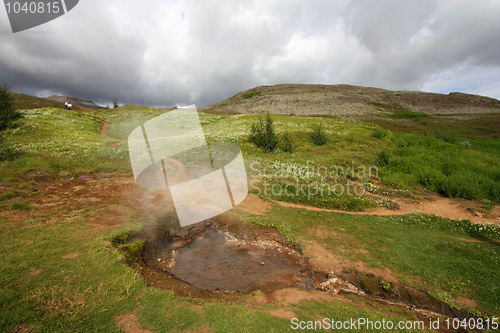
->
249, 113, 279, 152
0, 84, 22, 131
0, 84, 22, 160
310, 126, 328, 146
113, 97, 119, 108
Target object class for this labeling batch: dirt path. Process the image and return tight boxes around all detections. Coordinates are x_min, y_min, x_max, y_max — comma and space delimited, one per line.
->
100, 121, 111, 136
68, 108, 113, 143
274, 197, 500, 225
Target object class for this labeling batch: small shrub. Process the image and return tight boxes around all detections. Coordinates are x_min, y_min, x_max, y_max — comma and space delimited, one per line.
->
280, 132, 295, 153
310, 126, 328, 146
0, 84, 22, 131
249, 113, 279, 152
372, 128, 388, 139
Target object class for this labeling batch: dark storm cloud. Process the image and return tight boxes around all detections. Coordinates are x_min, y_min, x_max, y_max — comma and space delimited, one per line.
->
0, 0, 499, 107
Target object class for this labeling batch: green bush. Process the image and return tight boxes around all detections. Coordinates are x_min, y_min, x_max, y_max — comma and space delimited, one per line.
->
0, 84, 22, 131
310, 126, 328, 146
249, 113, 280, 152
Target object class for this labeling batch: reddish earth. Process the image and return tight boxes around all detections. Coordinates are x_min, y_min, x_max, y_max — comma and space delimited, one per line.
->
115, 310, 152, 333
100, 122, 110, 136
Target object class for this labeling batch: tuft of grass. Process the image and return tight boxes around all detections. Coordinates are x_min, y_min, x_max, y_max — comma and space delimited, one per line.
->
118, 239, 145, 263
372, 128, 388, 139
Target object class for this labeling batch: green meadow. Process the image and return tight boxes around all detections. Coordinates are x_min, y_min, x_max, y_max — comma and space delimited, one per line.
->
0, 103, 499, 332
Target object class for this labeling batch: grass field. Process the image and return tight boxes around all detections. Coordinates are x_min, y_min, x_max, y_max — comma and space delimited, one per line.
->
1, 104, 499, 332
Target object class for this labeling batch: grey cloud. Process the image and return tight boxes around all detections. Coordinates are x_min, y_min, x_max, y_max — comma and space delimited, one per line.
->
0, 0, 499, 107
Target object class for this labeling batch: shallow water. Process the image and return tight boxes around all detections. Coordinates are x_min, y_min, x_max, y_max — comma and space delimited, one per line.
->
170, 230, 313, 291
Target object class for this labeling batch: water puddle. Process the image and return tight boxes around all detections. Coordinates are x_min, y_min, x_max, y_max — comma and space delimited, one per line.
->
169, 230, 314, 292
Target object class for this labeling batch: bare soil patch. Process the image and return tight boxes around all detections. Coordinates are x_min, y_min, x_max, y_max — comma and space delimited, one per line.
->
61, 252, 80, 259
304, 240, 399, 284
253, 287, 337, 307
234, 194, 272, 214
264, 308, 298, 320
454, 296, 477, 309
10, 324, 36, 333
115, 310, 152, 333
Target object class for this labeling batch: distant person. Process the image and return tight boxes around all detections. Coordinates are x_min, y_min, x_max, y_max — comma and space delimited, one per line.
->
64, 101, 69, 109
67, 102, 72, 111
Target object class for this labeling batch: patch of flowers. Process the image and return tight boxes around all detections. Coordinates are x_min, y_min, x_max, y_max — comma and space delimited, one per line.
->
394, 212, 500, 238
371, 196, 400, 210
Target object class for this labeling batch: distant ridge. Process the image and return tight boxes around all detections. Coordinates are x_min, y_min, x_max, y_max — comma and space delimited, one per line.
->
199, 84, 500, 118
45, 95, 105, 109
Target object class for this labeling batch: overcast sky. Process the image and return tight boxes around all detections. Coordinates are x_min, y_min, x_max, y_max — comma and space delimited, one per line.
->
1, 0, 500, 107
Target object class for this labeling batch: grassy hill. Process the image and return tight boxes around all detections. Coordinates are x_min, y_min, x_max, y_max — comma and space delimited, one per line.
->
10, 91, 91, 111
200, 84, 500, 139
45, 95, 106, 109
0, 88, 499, 332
